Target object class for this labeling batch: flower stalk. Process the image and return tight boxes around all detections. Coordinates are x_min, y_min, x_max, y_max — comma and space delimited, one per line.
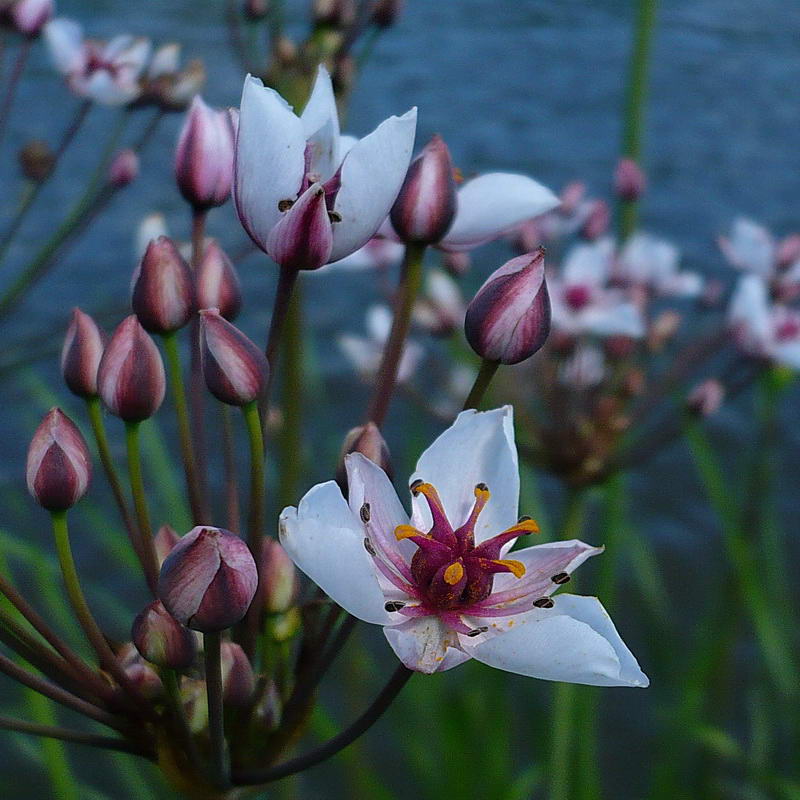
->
462, 359, 500, 411
203, 631, 229, 788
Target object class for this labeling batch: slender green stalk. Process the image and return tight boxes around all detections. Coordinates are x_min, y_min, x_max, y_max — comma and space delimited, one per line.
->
162, 331, 207, 524
462, 359, 500, 411
221, 405, 241, 533
160, 668, 201, 772
366, 243, 426, 426
242, 400, 265, 558
278, 284, 303, 510
124, 422, 160, 595
0, 38, 32, 151
203, 631, 229, 788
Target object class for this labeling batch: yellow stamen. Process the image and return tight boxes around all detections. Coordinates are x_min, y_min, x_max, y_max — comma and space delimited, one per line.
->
474, 483, 491, 503
494, 559, 526, 579
443, 562, 464, 585
512, 518, 540, 535
394, 524, 427, 541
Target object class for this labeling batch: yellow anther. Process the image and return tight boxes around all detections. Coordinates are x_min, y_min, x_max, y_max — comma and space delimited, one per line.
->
495, 559, 526, 579
394, 525, 426, 541
474, 483, 491, 502
514, 517, 540, 534
443, 562, 465, 585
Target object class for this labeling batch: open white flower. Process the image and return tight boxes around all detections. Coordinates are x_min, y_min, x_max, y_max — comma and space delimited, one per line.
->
718, 217, 776, 278
280, 407, 648, 685
618, 232, 703, 297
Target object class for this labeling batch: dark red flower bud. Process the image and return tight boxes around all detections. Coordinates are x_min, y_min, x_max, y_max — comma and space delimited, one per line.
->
26, 408, 91, 511
61, 308, 104, 398
373, 0, 403, 27
221, 642, 255, 706
132, 600, 197, 670
97, 315, 166, 421
117, 644, 163, 700
154, 524, 181, 566
10, 0, 53, 37
464, 249, 550, 365
132, 236, 196, 334
196, 240, 242, 320
390, 135, 457, 244
266, 183, 333, 271
336, 422, 393, 491
199, 309, 269, 406
108, 149, 139, 187
243, 0, 269, 19
259, 539, 300, 614
614, 158, 646, 202
18, 139, 54, 182
158, 526, 258, 632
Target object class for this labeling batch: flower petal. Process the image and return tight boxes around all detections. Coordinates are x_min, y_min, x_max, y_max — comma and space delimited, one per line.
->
383, 616, 466, 673
441, 173, 559, 252
44, 17, 85, 75
329, 108, 417, 262
410, 406, 519, 546
279, 481, 392, 625
300, 65, 340, 180
234, 75, 305, 252
468, 594, 649, 687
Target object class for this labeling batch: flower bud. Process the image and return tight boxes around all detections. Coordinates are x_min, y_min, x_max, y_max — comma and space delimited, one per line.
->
108, 149, 139, 187
313, 0, 356, 27
390, 135, 457, 244
199, 309, 269, 406
98, 315, 166, 421
776, 234, 800, 270
687, 379, 724, 417
336, 422, 393, 491
158, 526, 258, 632
443, 250, 471, 277
19, 139, 54, 182
243, 0, 269, 19
132, 237, 196, 334
221, 642, 255, 706
559, 181, 586, 215
267, 606, 301, 642
614, 158, 646, 202
117, 645, 163, 700
252, 679, 281, 731
259, 539, 300, 614
174, 95, 235, 211
464, 249, 551, 365
27, 409, 91, 511
10, 0, 53, 36
196, 240, 242, 320
132, 600, 197, 670
61, 308, 104, 398
581, 200, 610, 240
373, 0, 403, 27
647, 310, 681, 352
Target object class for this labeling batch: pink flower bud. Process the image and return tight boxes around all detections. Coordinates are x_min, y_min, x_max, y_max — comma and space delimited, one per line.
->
10, 0, 53, 36
373, 0, 403, 27
174, 95, 235, 211
154, 524, 181, 566
131, 600, 197, 670
266, 183, 334, 271
98, 315, 166, 421
390, 135, 457, 244
581, 200, 610, 240
132, 237, 196, 334
243, 0, 269, 20
158, 526, 258, 632
559, 181, 586, 215
196, 240, 242, 320
687, 379, 725, 417
61, 308, 104, 398
313, 0, 356, 26
221, 642, 255, 706
108, 149, 139, 187
614, 158, 646, 202
443, 250, 471, 277
776, 234, 800, 269
259, 539, 300, 614
26, 409, 91, 511
336, 422, 393, 491
199, 309, 269, 406
19, 139, 54, 182
464, 249, 551, 365
117, 644, 163, 700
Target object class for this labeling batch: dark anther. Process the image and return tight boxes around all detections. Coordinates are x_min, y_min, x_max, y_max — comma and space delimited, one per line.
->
533, 597, 554, 608
384, 601, 406, 612
466, 626, 489, 637
518, 515, 532, 523
475, 482, 488, 492
409, 479, 424, 495
328, 210, 342, 223
360, 503, 371, 523
277, 199, 294, 212
551, 572, 570, 585
363, 538, 376, 556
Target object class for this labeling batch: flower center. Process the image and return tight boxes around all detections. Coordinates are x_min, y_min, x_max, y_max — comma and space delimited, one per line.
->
564, 284, 592, 311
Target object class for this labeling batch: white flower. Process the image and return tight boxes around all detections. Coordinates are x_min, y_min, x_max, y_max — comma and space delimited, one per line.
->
327, 236, 405, 272
618, 232, 703, 297
718, 217, 776, 278
280, 407, 648, 685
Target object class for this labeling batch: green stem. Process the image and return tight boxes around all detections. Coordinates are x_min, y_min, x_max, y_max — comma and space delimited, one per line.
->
366, 243, 426, 426
0, 38, 32, 151
163, 331, 207, 524
462, 359, 500, 411
221, 405, 241, 533
203, 631, 229, 788
124, 422, 160, 594
278, 284, 303, 510
160, 668, 201, 772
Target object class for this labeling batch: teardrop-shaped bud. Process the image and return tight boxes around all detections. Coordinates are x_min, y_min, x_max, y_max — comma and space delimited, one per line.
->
464, 249, 551, 365
98, 315, 166, 421
687, 379, 724, 417
154, 524, 181, 566
19, 139, 54, 182
259, 539, 300, 614
614, 158, 646, 202
158, 526, 258, 632
174, 95, 235, 211
373, 0, 403, 27
220, 641, 255, 706
108, 149, 139, 188
116, 644, 164, 700
390, 135, 457, 244
26, 408, 91, 511
580, 200, 610, 241
244, 0, 269, 20
196, 241, 242, 320
199, 309, 269, 406
266, 183, 334, 271
335, 422, 393, 491
131, 600, 197, 670
10, 0, 54, 37
132, 236, 196, 334
61, 308, 104, 398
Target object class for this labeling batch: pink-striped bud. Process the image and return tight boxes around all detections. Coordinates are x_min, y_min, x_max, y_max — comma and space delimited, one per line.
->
158, 526, 258, 632
373, 0, 403, 27
581, 200, 610, 240
98, 315, 166, 421
132, 237, 196, 334
154, 524, 181, 566
61, 308, 104, 398
108, 149, 139, 187
26, 409, 91, 511
132, 600, 197, 670
196, 240, 242, 320
199, 309, 269, 406
10, 0, 53, 36
614, 158, 646, 202
117, 645, 163, 700
464, 249, 551, 365
221, 642, 255, 706
259, 539, 300, 614
266, 183, 333, 271
336, 422, 393, 491
174, 95, 235, 211
390, 135, 457, 244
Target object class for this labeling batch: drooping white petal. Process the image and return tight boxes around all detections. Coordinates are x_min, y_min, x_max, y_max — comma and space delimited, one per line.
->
719, 217, 775, 277
562, 238, 615, 288
338, 134, 359, 158
300, 65, 340, 180
79, 70, 140, 106
440, 173, 559, 252
329, 108, 417, 262
234, 76, 306, 251
279, 481, 393, 625
44, 18, 85, 75
728, 274, 772, 355
383, 616, 465, 673
410, 407, 518, 546
468, 594, 649, 687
